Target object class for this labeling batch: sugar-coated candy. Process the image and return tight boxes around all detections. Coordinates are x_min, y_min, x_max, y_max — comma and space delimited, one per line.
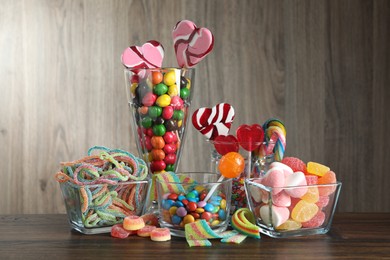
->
291, 200, 319, 223
301, 211, 326, 228
307, 161, 330, 177
301, 186, 319, 203
272, 191, 291, 207
281, 157, 307, 173
123, 215, 145, 231
231, 208, 260, 239
284, 171, 308, 198
150, 228, 171, 242
276, 219, 302, 231
318, 171, 337, 196
261, 167, 286, 195
137, 225, 157, 237
111, 224, 132, 239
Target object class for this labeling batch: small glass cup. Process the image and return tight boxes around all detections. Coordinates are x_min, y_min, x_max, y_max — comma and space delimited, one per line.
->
156, 172, 232, 237
59, 180, 149, 234
245, 178, 342, 238
207, 139, 275, 211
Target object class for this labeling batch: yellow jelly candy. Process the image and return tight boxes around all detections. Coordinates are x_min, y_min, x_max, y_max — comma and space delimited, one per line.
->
301, 187, 319, 203
291, 200, 319, 222
276, 219, 302, 231
307, 162, 330, 177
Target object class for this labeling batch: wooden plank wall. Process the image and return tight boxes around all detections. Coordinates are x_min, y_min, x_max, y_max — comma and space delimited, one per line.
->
0, 0, 389, 214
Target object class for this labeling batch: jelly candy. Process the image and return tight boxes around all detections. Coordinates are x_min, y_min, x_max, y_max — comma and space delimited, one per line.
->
291, 200, 319, 222
276, 219, 302, 231
301, 211, 325, 228
301, 186, 319, 203
307, 162, 330, 177
318, 171, 337, 196
281, 157, 307, 173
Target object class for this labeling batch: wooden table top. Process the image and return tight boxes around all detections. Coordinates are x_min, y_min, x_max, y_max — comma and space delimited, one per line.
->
0, 213, 389, 259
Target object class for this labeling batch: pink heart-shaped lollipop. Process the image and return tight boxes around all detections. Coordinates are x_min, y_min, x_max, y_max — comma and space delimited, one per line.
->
236, 124, 264, 152
121, 40, 164, 69
172, 20, 214, 68
213, 135, 239, 155
192, 103, 235, 140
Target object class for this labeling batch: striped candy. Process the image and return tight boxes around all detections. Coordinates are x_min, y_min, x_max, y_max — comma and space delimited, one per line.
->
121, 40, 164, 70
192, 103, 235, 140
172, 20, 214, 68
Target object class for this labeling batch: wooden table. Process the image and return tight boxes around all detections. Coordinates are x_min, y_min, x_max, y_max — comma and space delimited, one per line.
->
0, 213, 389, 259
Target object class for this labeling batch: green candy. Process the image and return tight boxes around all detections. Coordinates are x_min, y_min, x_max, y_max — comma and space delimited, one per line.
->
173, 110, 184, 120
148, 106, 162, 119
141, 117, 153, 128
152, 124, 166, 136
153, 83, 168, 96
165, 164, 175, 171
180, 88, 190, 99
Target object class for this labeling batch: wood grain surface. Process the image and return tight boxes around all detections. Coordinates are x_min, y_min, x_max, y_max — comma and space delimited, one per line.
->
0, 213, 389, 259
0, 0, 389, 214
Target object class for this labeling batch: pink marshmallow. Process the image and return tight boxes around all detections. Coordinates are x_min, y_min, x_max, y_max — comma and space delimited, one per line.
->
259, 205, 290, 227
269, 162, 293, 178
262, 167, 285, 195
272, 191, 291, 207
284, 171, 308, 198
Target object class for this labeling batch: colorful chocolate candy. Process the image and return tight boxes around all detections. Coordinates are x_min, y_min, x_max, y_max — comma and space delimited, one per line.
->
128, 68, 192, 174
160, 188, 228, 228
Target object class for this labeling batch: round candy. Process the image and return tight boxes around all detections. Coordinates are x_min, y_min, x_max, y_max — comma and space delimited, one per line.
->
142, 92, 156, 107
156, 94, 171, 107
153, 83, 168, 96
163, 131, 177, 143
180, 88, 190, 99
148, 106, 162, 118
163, 70, 176, 86
151, 136, 165, 149
152, 71, 163, 84
218, 152, 245, 178
168, 85, 179, 96
152, 124, 166, 136
141, 117, 153, 128
162, 106, 174, 119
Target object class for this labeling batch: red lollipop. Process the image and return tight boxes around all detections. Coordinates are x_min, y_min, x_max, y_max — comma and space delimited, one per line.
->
213, 135, 239, 155
236, 124, 264, 151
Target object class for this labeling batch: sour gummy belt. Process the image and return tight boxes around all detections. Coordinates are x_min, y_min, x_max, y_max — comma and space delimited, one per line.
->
55, 146, 148, 228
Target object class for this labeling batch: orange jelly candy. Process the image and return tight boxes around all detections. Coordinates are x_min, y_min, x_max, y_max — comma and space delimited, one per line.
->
307, 162, 330, 177
291, 200, 319, 222
318, 171, 337, 196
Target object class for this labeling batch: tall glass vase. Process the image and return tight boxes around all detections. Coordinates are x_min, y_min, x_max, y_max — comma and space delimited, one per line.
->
124, 68, 195, 212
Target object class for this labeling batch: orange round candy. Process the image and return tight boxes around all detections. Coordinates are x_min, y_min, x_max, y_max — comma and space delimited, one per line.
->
218, 152, 245, 178
152, 71, 163, 85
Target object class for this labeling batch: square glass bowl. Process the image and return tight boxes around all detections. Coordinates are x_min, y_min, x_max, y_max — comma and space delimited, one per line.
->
156, 172, 232, 237
59, 180, 149, 234
245, 178, 342, 238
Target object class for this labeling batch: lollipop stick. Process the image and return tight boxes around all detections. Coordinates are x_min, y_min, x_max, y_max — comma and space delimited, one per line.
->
246, 152, 252, 179
203, 175, 224, 202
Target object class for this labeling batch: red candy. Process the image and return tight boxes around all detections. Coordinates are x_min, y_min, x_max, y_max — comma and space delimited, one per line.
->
164, 153, 176, 165
163, 131, 177, 143
301, 211, 325, 228
236, 124, 264, 152
111, 224, 132, 239
281, 157, 307, 173
213, 135, 239, 155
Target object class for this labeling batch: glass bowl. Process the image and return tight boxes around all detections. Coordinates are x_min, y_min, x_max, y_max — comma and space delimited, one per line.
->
245, 178, 342, 238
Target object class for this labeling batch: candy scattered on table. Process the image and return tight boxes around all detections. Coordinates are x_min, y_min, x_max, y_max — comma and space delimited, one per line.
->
55, 146, 148, 229
246, 157, 340, 231
231, 208, 260, 239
